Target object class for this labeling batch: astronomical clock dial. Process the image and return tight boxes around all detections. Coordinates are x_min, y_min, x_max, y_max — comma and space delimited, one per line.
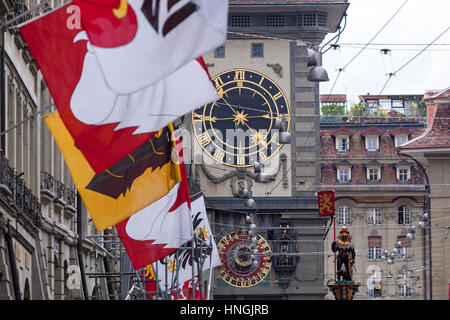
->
192, 68, 290, 167
216, 230, 272, 288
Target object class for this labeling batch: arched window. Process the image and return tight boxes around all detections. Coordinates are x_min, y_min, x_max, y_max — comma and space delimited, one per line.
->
398, 205, 410, 225
338, 206, 351, 225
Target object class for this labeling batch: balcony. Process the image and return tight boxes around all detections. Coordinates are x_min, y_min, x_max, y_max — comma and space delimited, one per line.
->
0, 154, 41, 227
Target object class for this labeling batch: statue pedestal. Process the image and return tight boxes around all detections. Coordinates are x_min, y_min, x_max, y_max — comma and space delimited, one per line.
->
327, 282, 360, 300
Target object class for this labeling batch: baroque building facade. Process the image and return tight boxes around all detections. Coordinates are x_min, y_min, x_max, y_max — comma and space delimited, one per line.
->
184, 0, 348, 299
0, 0, 117, 300
320, 102, 430, 299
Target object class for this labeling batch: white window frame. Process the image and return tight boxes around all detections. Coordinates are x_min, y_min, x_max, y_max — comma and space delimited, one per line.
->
395, 134, 408, 147
337, 167, 351, 182
336, 136, 349, 152
367, 167, 380, 181
367, 208, 382, 225
337, 206, 351, 225
397, 166, 410, 182
368, 246, 382, 261
378, 99, 392, 111
398, 246, 412, 261
366, 135, 379, 152
398, 205, 411, 225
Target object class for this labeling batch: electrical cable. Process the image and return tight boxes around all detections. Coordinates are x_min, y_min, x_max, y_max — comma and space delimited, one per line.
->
378, 26, 450, 95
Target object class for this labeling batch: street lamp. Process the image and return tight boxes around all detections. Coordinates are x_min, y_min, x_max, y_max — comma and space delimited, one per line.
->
307, 48, 329, 82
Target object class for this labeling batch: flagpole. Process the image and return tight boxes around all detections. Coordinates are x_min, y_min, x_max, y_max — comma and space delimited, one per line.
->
191, 236, 196, 300
333, 213, 336, 282
207, 238, 213, 300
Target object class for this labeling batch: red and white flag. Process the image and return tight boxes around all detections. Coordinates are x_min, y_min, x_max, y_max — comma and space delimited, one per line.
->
148, 195, 221, 300
115, 141, 192, 270
19, 0, 227, 172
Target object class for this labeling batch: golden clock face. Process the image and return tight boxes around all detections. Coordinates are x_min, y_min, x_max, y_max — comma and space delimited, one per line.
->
192, 68, 290, 167
216, 230, 272, 288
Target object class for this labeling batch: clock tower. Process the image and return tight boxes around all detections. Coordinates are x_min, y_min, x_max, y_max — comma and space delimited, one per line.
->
186, 0, 348, 299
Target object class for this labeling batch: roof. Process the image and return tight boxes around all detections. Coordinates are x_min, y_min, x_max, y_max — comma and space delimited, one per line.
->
321, 94, 347, 103
361, 127, 383, 137
358, 94, 424, 101
390, 126, 414, 136
424, 87, 450, 103
399, 88, 450, 151
332, 127, 353, 137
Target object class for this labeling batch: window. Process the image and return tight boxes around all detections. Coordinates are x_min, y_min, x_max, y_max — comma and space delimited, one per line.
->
366, 136, 378, 151
398, 205, 411, 225
399, 284, 413, 297
266, 15, 285, 27
378, 99, 392, 111
336, 137, 349, 152
368, 168, 380, 181
366, 100, 378, 111
337, 206, 350, 225
397, 236, 412, 261
338, 168, 350, 182
368, 208, 382, 225
397, 167, 410, 182
368, 236, 382, 260
214, 45, 225, 58
398, 270, 414, 297
392, 99, 405, 113
251, 43, 264, 58
301, 13, 316, 26
395, 135, 407, 147
317, 13, 327, 27
231, 15, 250, 27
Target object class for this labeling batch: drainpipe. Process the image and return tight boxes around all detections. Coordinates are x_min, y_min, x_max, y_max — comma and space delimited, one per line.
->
76, 193, 89, 300
0, 26, 6, 152
4, 222, 21, 300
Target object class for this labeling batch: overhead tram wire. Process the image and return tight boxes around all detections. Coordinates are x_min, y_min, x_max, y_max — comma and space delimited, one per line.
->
327, 0, 409, 96
379, 26, 450, 95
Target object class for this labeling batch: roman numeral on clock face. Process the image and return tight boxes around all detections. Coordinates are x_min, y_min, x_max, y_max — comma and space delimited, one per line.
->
234, 70, 245, 80
197, 132, 211, 147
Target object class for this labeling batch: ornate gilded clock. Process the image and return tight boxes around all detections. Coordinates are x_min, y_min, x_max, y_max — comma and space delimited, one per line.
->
216, 230, 272, 288
192, 68, 290, 167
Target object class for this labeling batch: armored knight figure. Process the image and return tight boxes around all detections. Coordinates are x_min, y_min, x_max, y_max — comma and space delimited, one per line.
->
332, 226, 355, 282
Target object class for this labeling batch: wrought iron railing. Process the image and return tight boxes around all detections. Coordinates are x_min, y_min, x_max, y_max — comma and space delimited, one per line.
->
0, 154, 42, 227
41, 171, 76, 208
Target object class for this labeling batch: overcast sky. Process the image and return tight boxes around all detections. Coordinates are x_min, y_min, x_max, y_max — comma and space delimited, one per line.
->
319, 0, 450, 106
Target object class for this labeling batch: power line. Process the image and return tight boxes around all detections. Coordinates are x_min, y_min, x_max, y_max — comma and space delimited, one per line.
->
327, 0, 409, 96
378, 26, 450, 95
342, 0, 409, 72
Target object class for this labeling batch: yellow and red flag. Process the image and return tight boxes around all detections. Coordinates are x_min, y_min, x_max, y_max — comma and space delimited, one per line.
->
44, 112, 181, 231
318, 191, 335, 217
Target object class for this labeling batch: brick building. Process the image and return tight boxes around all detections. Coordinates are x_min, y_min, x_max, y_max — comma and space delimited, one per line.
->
320, 100, 429, 299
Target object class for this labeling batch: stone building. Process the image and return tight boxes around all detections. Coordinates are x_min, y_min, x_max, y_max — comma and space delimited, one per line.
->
399, 87, 450, 300
184, 0, 348, 299
320, 103, 429, 299
0, 0, 116, 300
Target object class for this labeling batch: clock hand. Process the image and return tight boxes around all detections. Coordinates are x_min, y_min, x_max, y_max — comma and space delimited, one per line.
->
213, 114, 272, 121
220, 97, 239, 115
